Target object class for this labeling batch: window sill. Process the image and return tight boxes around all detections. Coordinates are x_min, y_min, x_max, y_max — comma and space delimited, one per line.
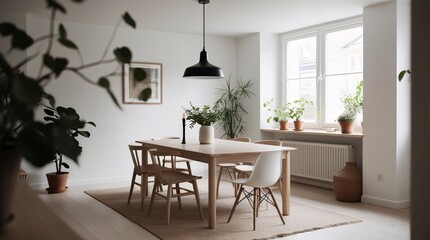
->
260, 128, 363, 139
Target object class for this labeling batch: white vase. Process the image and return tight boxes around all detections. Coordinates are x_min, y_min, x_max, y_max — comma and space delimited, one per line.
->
199, 125, 214, 144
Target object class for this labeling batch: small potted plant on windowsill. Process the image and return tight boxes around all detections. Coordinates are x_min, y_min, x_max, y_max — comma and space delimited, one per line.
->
184, 102, 220, 144
263, 99, 290, 130
288, 97, 313, 131
337, 81, 363, 134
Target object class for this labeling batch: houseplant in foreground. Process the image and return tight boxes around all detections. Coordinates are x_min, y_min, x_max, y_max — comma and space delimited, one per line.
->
288, 97, 313, 131
337, 81, 363, 133
184, 102, 220, 144
263, 99, 290, 130
0, 0, 146, 227
214, 77, 254, 138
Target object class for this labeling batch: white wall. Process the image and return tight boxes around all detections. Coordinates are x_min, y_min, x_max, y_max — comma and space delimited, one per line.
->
362, 1, 410, 208
17, 14, 236, 187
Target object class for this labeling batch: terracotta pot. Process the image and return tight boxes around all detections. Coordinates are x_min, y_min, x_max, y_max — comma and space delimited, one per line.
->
199, 125, 214, 144
339, 121, 354, 133
293, 120, 304, 131
46, 172, 69, 193
333, 162, 362, 202
0, 148, 21, 228
279, 120, 288, 130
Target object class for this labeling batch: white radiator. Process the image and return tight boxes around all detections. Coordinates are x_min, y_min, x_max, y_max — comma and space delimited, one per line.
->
282, 140, 354, 182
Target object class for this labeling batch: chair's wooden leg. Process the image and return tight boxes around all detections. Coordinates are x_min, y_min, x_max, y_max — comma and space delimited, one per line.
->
128, 173, 136, 204
253, 188, 257, 231
216, 166, 224, 198
166, 184, 173, 225
141, 173, 148, 212
192, 180, 204, 220
227, 168, 237, 197
268, 188, 285, 225
175, 183, 182, 210
256, 188, 261, 218
186, 161, 192, 175
147, 181, 158, 216
227, 186, 244, 223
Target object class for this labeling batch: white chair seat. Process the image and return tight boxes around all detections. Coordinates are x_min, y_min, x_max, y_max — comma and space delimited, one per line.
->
235, 165, 254, 172
218, 163, 238, 167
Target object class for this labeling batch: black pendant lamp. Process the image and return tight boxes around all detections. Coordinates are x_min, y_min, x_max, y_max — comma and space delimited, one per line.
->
183, 0, 224, 79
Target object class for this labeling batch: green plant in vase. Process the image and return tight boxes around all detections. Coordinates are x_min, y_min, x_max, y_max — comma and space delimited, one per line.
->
263, 99, 290, 130
184, 102, 220, 144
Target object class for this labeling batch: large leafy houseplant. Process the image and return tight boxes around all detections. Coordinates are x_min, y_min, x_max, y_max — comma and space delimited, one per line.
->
0, 0, 149, 222
214, 77, 254, 138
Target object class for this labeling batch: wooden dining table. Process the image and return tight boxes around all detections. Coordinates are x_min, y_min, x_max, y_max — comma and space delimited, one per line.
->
136, 138, 296, 229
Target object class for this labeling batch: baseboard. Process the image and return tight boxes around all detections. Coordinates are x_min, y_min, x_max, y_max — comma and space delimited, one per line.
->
29, 176, 130, 190
291, 176, 333, 189
361, 195, 410, 209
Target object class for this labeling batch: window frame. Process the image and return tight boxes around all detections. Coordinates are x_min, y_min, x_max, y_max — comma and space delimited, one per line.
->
281, 16, 363, 129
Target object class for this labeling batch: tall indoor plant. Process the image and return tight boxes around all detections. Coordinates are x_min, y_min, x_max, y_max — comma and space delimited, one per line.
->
184, 102, 220, 144
214, 77, 254, 138
263, 99, 290, 130
288, 97, 313, 131
337, 81, 363, 133
0, 0, 146, 227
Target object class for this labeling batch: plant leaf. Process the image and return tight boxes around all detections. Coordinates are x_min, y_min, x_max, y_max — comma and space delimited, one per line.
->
43, 54, 69, 77
122, 12, 136, 29
77, 130, 90, 138
107, 88, 121, 109
13, 74, 43, 106
52, 125, 81, 162
97, 77, 110, 89
398, 70, 406, 81
71, 0, 84, 3
113, 47, 132, 64
45, 94, 56, 107
133, 68, 146, 81
59, 23, 67, 38
12, 29, 34, 50
61, 162, 70, 169
58, 38, 78, 50
0, 22, 17, 36
138, 88, 152, 101
44, 109, 55, 116
86, 121, 96, 127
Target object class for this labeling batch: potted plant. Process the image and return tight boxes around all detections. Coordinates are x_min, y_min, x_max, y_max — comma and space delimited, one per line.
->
43, 106, 95, 193
337, 81, 363, 133
288, 97, 313, 131
263, 99, 290, 130
214, 77, 254, 139
184, 102, 220, 144
0, 0, 143, 227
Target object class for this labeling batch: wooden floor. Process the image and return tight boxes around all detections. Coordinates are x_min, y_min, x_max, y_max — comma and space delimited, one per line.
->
35, 178, 410, 240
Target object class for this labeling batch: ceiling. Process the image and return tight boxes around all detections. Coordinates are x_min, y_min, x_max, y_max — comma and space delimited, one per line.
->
1, 0, 390, 38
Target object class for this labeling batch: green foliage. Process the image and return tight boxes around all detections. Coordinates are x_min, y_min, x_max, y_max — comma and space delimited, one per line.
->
43, 106, 95, 173
398, 69, 411, 82
337, 80, 363, 122
214, 77, 254, 138
184, 103, 220, 128
288, 97, 313, 121
263, 99, 290, 123
0, 0, 146, 168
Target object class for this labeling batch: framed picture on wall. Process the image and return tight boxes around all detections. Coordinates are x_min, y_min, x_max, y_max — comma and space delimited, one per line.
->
122, 62, 162, 104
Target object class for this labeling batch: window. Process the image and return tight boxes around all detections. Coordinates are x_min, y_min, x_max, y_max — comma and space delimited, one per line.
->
282, 18, 363, 127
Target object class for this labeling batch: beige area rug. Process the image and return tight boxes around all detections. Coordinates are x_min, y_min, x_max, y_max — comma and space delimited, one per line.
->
85, 181, 361, 240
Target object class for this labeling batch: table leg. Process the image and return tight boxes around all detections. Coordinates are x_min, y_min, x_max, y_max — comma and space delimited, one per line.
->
281, 151, 291, 215
208, 158, 217, 229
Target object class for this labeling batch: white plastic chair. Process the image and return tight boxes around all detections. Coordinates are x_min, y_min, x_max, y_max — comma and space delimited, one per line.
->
227, 151, 285, 230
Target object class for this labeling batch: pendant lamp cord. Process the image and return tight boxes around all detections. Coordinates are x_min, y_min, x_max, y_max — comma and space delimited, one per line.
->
202, 2, 206, 50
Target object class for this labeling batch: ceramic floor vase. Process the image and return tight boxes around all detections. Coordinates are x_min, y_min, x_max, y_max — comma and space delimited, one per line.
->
199, 125, 214, 144
333, 162, 362, 202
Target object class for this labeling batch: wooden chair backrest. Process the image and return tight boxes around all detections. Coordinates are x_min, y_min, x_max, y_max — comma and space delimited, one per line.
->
253, 140, 282, 146
129, 145, 144, 170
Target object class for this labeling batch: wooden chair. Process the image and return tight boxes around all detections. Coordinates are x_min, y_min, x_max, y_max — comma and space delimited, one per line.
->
151, 137, 193, 174
147, 149, 204, 225
216, 137, 252, 198
227, 151, 285, 230
127, 145, 170, 212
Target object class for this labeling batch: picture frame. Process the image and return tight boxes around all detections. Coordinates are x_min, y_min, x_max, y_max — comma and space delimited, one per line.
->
122, 62, 162, 104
